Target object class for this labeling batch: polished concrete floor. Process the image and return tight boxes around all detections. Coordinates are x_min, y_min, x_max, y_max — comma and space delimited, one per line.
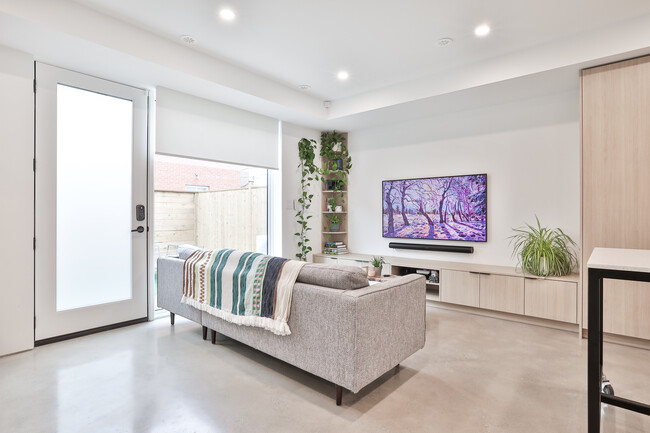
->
1, 306, 650, 433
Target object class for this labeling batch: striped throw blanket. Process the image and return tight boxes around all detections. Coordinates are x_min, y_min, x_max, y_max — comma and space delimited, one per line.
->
180, 249, 306, 336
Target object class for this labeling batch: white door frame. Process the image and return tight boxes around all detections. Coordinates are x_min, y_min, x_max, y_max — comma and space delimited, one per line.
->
35, 63, 149, 342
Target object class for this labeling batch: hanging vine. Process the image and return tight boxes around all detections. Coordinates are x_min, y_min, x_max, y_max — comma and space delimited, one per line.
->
295, 138, 318, 261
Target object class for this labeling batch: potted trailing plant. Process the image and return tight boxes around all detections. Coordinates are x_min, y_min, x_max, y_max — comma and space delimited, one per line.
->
509, 216, 578, 277
325, 213, 342, 232
295, 138, 318, 261
370, 256, 385, 278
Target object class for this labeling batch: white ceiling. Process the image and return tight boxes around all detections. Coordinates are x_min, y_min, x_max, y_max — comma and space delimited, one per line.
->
2, 0, 650, 130
72, 0, 650, 100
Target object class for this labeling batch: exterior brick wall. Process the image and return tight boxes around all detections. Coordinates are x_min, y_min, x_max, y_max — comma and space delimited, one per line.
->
154, 155, 241, 192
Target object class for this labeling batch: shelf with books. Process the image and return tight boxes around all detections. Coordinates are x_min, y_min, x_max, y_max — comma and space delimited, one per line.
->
323, 240, 349, 256
320, 131, 350, 257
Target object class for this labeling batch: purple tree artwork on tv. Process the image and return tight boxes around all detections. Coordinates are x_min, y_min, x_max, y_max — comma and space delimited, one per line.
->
382, 174, 487, 241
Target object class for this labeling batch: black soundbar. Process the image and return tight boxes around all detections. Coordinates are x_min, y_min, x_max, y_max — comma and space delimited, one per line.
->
388, 242, 474, 254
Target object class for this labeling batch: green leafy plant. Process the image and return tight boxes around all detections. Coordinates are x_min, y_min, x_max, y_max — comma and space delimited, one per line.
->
295, 138, 318, 261
324, 213, 342, 231
370, 256, 385, 268
508, 216, 578, 277
320, 131, 351, 211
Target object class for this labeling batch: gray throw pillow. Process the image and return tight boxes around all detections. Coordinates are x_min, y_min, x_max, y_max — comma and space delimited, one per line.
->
178, 245, 202, 260
297, 264, 369, 290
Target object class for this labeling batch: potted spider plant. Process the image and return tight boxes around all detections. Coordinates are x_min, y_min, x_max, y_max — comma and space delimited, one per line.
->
509, 216, 578, 277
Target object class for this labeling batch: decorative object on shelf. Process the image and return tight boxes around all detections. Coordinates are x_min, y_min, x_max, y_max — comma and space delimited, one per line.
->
509, 215, 578, 277
325, 179, 345, 191
295, 138, 318, 261
323, 240, 348, 255
335, 205, 343, 212
370, 256, 385, 278
326, 213, 342, 232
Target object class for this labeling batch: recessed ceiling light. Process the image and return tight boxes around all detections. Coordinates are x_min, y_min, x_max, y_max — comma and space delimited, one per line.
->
219, 8, 236, 21
179, 34, 197, 45
337, 71, 349, 81
298, 84, 311, 91
474, 24, 490, 37
437, 37, 453, 47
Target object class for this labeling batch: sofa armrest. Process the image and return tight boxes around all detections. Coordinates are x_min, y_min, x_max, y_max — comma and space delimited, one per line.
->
157, 257, 201, 323
343, 274, 426, 392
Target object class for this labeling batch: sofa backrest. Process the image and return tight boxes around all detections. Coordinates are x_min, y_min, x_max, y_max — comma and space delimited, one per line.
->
176, 246, 369, 290
297, 264, 369, 290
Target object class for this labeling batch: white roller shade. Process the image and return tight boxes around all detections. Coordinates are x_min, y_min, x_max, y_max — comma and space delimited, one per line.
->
156, 87, 279, 169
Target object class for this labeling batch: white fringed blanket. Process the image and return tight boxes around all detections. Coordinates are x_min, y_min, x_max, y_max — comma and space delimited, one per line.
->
181, 249, 306, 336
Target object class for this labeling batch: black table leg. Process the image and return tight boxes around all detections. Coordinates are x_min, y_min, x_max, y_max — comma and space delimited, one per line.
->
588, 268, 603, 433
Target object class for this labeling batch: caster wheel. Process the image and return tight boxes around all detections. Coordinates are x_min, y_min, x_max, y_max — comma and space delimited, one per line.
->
602, 384, 614, 396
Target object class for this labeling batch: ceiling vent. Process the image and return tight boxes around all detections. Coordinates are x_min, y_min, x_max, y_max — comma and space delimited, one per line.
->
437, 37, 453, 47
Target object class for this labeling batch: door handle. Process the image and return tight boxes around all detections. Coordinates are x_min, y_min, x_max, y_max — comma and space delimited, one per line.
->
131, 226, 144, 233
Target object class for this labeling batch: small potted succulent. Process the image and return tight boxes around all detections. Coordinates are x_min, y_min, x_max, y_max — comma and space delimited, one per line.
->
370, 256, 385, 278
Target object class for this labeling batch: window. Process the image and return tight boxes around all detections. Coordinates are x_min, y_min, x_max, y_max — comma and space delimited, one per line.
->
154, 155, 268, 257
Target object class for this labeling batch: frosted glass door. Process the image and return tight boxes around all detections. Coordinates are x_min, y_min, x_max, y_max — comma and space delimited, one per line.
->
56, 85, 133, 311
35, 64, 148, 341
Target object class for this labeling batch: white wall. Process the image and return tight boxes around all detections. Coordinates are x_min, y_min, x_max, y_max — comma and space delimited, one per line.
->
281, 123, 321, 261
0, 45, 34, 356
347, 90, 580, 267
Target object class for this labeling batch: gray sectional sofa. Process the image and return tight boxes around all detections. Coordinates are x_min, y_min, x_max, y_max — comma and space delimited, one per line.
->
157, 251, 426, 405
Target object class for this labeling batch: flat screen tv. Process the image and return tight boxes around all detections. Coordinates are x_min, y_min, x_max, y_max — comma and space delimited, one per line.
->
382, 173, 487, 242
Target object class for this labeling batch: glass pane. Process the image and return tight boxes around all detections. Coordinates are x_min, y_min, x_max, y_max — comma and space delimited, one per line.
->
153, 155, 268, 258
56, 84, 133, 311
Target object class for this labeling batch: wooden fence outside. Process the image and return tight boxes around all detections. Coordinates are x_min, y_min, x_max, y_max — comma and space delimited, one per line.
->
154, 187, 267, 257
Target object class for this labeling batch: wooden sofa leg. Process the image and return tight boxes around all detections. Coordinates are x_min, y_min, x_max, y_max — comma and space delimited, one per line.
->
170, 312, 175, 325
335, 385, 343, 406
211, 329, 216, 344
202, 326, 207, 340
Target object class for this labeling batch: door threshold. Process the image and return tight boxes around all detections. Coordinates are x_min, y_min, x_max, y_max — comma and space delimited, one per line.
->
35, 317, 148, 346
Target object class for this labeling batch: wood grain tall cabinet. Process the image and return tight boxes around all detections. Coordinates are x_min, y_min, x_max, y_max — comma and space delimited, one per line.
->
581, 55, 650, 340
